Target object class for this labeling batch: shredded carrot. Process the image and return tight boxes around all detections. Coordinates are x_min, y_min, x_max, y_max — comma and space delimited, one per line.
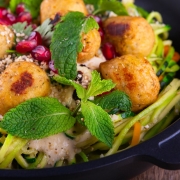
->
158, 74, 164, 82
163, 45, 170, 57
172, 51, 180, 62
130, 122, 141, 146
163, 45, 180, 62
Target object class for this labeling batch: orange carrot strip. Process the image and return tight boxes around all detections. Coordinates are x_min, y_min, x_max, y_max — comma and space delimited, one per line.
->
163, 45, 170, 57
130, 122, 141, 146
172, 52, 180, 62
158, 74, 164, 81
164, 45, 180, 62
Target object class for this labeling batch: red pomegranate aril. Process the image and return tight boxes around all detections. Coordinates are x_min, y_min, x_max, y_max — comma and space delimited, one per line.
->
98, 27, 104, 41
93, 15, 103, 28
49, 60, 58, 73
31, 23, 37, 30
16, 3, 26, 15
0, 18, 11, 25
16, 40, 37, 53
31, 45, 51, 62
4, 13, 16, 24
102, 42, 116, 60
0, 7, 8, 18
16, 11, 32, 24
28, 31, 42, 46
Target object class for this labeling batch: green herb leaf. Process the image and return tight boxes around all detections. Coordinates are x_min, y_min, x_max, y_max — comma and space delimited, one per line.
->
53, 75, 87, 100
84, 0, 128, 15
0, 0, 8, 7
94, 90, 132, 113
86, 71, 115, 99
0, 97, 76, 139
35, 19, 54, 46
9, 0, 43, 18
11, 22, 32, 41
50, 12, 99, 80
53, 71, 115, 100
81, 101, 114, 147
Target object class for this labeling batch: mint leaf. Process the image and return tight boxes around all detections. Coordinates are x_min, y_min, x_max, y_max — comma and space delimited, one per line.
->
50, 12, 99, 80
53, 71, 115, 100
86, 71, 115, 99
84, 0, 128, 15
9, 0, 42, 18
81, 101, 114, 147
84, 0, 99, 6
0, 97, 76, 139
53, 75, 87, 100
94, 90, 132, 113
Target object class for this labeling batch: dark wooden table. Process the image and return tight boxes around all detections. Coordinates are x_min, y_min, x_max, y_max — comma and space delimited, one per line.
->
131, 166, 180, 180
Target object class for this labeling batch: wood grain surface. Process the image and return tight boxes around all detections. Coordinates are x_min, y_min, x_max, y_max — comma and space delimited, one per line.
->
131, 166, 180, 180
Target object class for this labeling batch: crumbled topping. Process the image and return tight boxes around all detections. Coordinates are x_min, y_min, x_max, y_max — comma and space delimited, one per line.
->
0, 25, 14, 45
0, 54, 49, 74
76, 64, 92, 88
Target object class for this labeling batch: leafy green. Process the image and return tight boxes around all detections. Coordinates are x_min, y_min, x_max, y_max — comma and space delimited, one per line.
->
54, 70, 116, 146
86, 71, 116, 99
53, 70, 115, 100
50, 12, 99, 80
94, 90, 132, 113
81, 101, 114, 147
0, 70, 128, 147
0, 0, 8, 7
53, 75, 87, 100
0, 97, 76, 139
84, 0, 128, 15
35, 19, 54, 45
9, 0, 43, 18
12, 22, 32, 41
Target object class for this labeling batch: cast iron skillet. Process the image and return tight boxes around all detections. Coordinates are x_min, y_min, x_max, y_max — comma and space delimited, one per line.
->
1, 0, 180, 179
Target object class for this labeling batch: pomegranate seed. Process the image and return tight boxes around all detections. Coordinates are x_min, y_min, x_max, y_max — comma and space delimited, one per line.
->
31, 23, 37, 30
16, 11, 32, 24
28, 31, 42, 46
31, 45, 51, 62
49, 60, 58, 73
16, 40, 37, 53
93, 15, 103, 28
0, 7, 8, 18
98, 27, 104, 41
0, 18, 11, 25
4, 13, 16, 24
102, 42, 116, 60
16, 3, 26, 15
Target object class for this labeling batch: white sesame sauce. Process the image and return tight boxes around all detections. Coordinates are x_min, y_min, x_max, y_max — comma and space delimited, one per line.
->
29, 133, 79, 166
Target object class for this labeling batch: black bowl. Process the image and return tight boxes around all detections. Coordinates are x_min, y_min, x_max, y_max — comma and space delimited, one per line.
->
1, 0, 180, 179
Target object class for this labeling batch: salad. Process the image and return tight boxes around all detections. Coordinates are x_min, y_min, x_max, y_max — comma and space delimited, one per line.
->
0, 0, 180, 169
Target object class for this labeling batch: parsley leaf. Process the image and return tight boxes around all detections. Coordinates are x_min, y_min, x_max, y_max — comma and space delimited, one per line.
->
0, 97, 76, 139
12, 22, 32, 41
35, 19, 54, 46
50, 12, 99, 80
84, 0, 128, 15
94, 90, 132, 113
81, 101, 114, 147
9, 0, 43, 18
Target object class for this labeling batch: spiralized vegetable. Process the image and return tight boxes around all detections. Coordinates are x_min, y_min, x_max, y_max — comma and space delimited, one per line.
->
0, 1, 180, 169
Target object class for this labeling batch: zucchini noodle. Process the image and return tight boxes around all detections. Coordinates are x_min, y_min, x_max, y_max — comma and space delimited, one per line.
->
0, 1, 180, 169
